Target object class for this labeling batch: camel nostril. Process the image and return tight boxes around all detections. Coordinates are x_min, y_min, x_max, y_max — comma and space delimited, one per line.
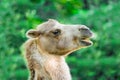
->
79, 25, 90, 31
79, 26, 93, 37
79, 27, 89, 31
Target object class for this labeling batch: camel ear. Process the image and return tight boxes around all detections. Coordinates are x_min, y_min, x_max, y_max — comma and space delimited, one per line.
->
26, 29, 40, 38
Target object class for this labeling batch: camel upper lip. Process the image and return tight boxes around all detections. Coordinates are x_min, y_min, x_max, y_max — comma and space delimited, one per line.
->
80, 35, 92, 40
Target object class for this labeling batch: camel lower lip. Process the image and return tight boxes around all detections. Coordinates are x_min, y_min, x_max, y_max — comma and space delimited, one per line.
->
80, 40, 92, 46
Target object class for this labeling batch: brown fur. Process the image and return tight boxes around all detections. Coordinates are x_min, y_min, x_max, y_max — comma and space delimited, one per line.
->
24, 19, 93, 80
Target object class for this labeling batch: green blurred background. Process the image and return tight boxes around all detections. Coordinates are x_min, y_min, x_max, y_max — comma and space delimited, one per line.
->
0, 0, 120, 80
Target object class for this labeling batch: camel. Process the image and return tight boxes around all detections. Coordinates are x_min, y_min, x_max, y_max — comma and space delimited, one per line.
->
24, 19, 93, 80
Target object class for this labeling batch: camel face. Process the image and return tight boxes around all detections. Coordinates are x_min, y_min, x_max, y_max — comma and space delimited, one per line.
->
27, 19, 93, 55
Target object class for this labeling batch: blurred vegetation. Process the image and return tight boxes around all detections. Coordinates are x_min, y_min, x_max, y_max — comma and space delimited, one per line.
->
0, 0, 120, 80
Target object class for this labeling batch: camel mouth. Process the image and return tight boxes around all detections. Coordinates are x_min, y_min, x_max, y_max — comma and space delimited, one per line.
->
80, 37, 93, 46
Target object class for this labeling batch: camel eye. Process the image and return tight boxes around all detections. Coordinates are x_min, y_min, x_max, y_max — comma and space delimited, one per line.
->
52, 29, 61, 36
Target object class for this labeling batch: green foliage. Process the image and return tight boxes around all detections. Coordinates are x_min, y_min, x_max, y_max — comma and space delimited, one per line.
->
66, 1, 120, 80
0, 0, 120, 80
